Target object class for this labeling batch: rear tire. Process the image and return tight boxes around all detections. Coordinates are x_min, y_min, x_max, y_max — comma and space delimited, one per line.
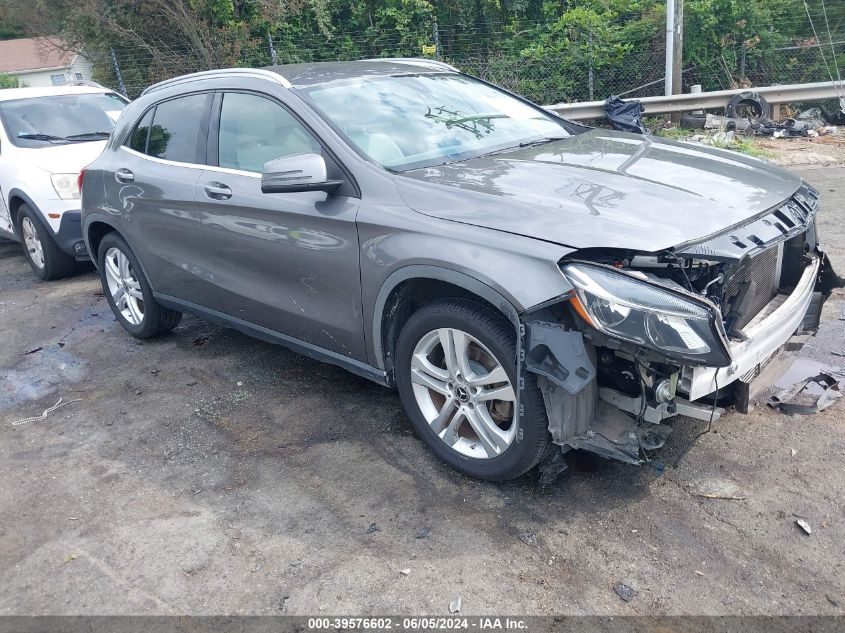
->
97, 232, 182, 339
395, 298, 550, 481
17, 204, 76, 281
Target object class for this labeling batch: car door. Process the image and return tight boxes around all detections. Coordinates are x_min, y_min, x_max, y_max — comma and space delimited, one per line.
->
103, 92, 218, 305
196, 90, 366, 360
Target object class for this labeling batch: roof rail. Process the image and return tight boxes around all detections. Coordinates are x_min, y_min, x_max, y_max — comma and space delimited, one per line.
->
141, 68, 290, 96
364, 57, 459, 72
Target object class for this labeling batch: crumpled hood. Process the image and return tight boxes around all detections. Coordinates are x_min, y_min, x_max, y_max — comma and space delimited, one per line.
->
395, 129, 802, 253
18, 141, 108, 175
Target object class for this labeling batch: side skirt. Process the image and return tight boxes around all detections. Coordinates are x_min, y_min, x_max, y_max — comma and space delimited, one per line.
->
154, 293, 390, 387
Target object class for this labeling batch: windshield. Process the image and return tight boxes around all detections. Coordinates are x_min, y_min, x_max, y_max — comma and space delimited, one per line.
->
0, 92, 127, 148
299, 73, 569, 171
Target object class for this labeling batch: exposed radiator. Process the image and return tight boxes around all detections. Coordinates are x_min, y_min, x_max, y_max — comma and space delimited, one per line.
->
723, 245, 781, 331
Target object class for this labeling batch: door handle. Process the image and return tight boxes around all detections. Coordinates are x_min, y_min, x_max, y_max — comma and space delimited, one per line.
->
204, 182, 232, 200
115, 168, 134, 183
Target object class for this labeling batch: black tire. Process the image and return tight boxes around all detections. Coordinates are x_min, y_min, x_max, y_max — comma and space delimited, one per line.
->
395, 298, 550, 481
97, 232, 182, 339
17, 204, 76, 280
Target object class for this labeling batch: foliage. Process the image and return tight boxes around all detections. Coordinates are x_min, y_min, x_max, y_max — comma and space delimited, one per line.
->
0, 74, 20, 89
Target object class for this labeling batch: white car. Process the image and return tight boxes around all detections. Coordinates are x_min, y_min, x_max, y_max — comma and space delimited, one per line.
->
0, 85, 128, 279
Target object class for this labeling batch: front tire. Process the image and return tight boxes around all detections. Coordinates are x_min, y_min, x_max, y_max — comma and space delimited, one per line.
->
97, 232, 182, 339
17, 204, 75, 280
396, 298, 550, 481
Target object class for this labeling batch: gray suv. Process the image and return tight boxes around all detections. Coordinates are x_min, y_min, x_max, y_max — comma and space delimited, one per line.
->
81, 59, 840, 480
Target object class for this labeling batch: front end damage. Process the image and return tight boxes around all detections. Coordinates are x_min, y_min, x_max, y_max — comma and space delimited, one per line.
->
520, 183, 844, 465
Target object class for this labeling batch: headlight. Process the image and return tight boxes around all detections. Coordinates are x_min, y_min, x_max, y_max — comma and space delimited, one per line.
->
50, 173, 80, 200
562, 263, 730, 366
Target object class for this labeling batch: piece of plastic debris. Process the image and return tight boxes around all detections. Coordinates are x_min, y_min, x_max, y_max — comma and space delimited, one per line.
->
449, 596, 462, 613
537, 451, 568, 488
11, 397, 82, 427
236, 381, 243, 387
769, 361, 843, 415
400, 568, 411, 576
366, 522, 379, 534
63, 553, 78, 564
791, 448, 797, 457
518, 532, 537, 546
613, 582, 636, 602
695, 570, 705, 577
416, 526, 430, 539
795, 518, 812, 535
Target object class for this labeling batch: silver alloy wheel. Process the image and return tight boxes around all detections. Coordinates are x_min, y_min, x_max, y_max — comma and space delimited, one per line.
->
104, 247, 144, 326
21, 217, 45, 270
410, 328, 517, 459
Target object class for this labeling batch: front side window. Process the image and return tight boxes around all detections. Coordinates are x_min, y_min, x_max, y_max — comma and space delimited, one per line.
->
0, 92, 127, 148
51, 74, 66, 86
299, 73, 569, 171
146, 94, 208, 164
218, 92, 321, 173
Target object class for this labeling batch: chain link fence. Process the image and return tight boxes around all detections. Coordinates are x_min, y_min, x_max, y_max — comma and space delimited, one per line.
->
88, 16, 845, 108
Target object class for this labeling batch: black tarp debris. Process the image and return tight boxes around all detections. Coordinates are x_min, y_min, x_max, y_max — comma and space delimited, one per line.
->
603, 95, 650, 134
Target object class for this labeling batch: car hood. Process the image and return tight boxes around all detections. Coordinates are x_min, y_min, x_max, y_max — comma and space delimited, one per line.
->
19, 140, 108, 174
395, 129, 802, 253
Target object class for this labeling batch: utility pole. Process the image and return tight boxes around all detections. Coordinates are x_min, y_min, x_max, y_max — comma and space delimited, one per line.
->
664, 0, 683, 120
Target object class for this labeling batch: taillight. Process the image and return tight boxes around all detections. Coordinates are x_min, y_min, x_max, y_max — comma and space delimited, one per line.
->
77, 168, 86, 194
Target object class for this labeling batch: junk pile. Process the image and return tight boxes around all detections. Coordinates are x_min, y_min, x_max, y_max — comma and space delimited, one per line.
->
684, 91, 842, 138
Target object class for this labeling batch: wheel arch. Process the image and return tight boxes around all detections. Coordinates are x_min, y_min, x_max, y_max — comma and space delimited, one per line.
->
373, 265, 521, 383
7, 189, 50, 236
82, 213, 156, 292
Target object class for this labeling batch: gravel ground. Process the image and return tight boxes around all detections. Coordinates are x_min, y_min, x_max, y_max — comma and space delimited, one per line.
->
1, 166, 843, 616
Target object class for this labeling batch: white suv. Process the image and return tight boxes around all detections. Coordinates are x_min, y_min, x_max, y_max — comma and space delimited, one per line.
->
0, 85, 128, 279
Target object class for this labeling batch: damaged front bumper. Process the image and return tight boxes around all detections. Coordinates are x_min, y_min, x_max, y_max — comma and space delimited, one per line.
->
519, 249, 841, 466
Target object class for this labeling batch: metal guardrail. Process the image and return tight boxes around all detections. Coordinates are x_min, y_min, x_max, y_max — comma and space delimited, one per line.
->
545, 80, 845, 120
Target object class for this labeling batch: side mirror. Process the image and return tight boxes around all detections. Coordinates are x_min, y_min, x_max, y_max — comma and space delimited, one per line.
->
261, 153, 342, 194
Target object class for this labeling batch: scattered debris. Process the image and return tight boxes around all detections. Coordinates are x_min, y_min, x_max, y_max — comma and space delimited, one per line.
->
289, 560, 302, 567
22, 346, 43, 356
366, 522, 379, 534
613, 582, 636, 602
449, 596, 462, 613
236, 381, 243, 387
769, 359, 843, 415
518, 532, 537, 546
150, 368, 160, 374
192, 336, 209, 346
415, 526, 430, 539
63, 553, 78, 564
690, 478, 746, 501
278, 594, 289, 612
827, 595, 840, 607
695, 570, 705, 577
795, 518, 813, 535
11, 397, 82, 427
537, 451, 568, 488
603, 95, 649, 135
400, 568, 411, 576
791, 448, 798, 457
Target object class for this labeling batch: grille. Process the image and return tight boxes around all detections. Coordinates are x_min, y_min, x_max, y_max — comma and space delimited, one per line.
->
723, 245, 780, 331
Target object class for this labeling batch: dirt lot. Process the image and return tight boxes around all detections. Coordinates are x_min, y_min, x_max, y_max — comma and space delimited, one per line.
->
1, 166, 844, 616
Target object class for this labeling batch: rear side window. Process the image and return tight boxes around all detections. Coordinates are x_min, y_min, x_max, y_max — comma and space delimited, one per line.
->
147, 94, 208, 164
127, 108, 153, 153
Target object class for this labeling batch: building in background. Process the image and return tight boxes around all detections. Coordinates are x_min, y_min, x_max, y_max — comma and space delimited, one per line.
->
0, 37, 93, 87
